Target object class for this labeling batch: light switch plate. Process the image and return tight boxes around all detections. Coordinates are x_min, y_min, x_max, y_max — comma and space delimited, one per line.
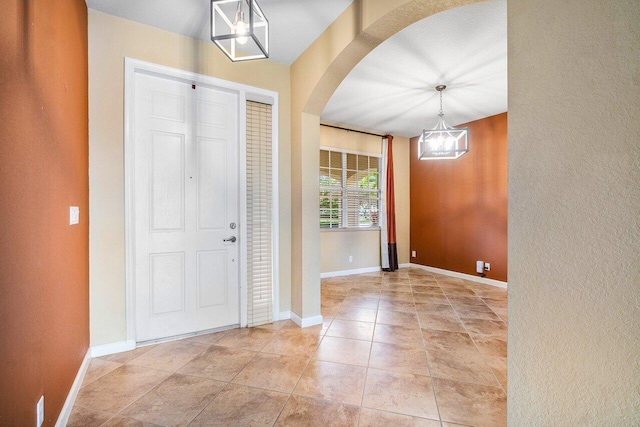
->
70, 206, 79, 225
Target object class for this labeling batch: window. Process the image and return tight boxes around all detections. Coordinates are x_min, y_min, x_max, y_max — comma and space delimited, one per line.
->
320, 148, 380, 229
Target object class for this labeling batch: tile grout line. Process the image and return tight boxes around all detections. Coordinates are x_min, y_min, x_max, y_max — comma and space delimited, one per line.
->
185, 382, 233, 426
83, 356, 192, 425
186, 333, 271, 426
356, 277, 381, 427
110, 343, 218, 427
197, 329, 287, 423
457, 281, 508, 394
71, 404, 122, 427
272, 298, 335, 426
439, 279, 507, 395
413, 276, 446, 427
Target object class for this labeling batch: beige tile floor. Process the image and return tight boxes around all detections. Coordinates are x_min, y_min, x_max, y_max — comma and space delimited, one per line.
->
69, 268, 507, 427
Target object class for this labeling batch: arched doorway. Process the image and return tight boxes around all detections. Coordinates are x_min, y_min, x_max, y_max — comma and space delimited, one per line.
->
288, 0, 488, 322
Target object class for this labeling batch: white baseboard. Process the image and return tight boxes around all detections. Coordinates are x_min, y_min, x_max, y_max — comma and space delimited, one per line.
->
290, 312, 324, 328
320, 264, 415, 278
320, 266, 381, 278
278, 310, 291, 321
55, 349, 91, 427
90, 340, 136, 358
409, 263, 507, 289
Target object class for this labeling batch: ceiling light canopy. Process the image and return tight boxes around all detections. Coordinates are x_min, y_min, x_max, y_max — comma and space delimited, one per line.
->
211, 0, 269, 62
419, 85, 469, 160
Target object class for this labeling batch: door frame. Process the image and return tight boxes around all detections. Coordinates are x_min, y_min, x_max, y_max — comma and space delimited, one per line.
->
124, 58, 280, 343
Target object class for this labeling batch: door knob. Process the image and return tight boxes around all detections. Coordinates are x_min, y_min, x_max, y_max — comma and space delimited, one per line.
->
223, 236, 237, 243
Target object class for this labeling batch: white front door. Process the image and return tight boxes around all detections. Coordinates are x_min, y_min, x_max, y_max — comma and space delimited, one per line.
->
133, 72, 239, 342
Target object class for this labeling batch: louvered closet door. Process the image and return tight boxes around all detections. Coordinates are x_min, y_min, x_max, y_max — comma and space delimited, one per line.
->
134, 73, 240, 341
246, 101, 273, 327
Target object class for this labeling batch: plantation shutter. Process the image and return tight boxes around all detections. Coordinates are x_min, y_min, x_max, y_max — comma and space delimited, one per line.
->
246, 101, 273, 327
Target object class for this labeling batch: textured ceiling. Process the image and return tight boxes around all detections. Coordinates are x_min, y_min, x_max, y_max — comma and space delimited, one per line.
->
85, 0, 354, 65
321, 0, 507, 137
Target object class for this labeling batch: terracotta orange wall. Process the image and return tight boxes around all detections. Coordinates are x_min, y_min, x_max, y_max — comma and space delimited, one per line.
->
410, 113, 507, 281
0, 0, 89, 425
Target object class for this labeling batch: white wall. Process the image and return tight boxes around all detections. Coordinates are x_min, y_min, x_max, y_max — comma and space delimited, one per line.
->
508, 0, 640, 423
88, 10, 292, 346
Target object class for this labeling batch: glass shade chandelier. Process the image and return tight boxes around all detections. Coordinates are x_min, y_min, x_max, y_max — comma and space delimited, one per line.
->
210, 0, 269, 62
418, 85, 469, 160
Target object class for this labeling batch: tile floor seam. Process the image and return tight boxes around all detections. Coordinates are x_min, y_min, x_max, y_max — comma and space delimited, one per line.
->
125, 359, 196, 376
80, 361, 124, 390
97, 415, 117, 427
76, 365, 172, 419
414, 280, 445, 426
428, 371, 505, 389
101, 414, 166, 427
71, 404, 119, 427
185, 379, 236, 427
287, 353, 316, 398
440, 283, 507, 395
277, 394, 362, 427
171, 376, 236, 427
271, 319, 333, 426
227, 345, 262, 383
356, 291, 379, 426
113, 412, 168, 427
359, 406, 443, 425
179, 378, 232, 426
480, 296, 507, 323
106, 372, 179, 426
248, 350, 315, 396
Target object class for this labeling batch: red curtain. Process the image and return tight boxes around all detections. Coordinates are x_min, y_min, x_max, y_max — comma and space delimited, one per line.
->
384, 135, 398, 271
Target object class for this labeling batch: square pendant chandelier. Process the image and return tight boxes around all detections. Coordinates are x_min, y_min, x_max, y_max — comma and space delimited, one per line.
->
418, 85, 469, 160
211, 0, 269, 62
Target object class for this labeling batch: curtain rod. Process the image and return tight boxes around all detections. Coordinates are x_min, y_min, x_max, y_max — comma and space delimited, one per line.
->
320, 123, 387, 138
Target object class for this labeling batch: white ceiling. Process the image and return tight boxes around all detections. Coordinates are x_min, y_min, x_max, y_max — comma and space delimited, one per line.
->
85, 0, 354, 65
85, 0, 507, 138
321, 0, 507, 137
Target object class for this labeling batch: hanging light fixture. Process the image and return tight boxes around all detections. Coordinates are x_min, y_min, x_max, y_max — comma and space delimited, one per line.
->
418, 85, 469, 160
210, 0, 269, 62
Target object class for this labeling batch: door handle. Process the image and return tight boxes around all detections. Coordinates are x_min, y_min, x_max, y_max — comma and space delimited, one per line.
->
223, 236, 237, 243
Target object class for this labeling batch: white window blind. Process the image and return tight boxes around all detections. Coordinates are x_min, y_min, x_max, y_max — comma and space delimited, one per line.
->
320, 149, 380, 229
246, 101, 273, 327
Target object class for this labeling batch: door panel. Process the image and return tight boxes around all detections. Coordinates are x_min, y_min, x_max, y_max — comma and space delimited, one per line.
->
197, 137, 227, 230
150, 252, 185, 315
150, 132, 185, 232
197, 100, 227, 128
134, 73, 239, 341
150, 91, 185, 122
196, 250, 227, 309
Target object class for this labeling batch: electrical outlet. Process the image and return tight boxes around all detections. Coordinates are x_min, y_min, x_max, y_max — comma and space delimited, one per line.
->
348, 255, 353, 263
36, 395, 44, 427
411, 250, 417, 258
484, 263, 491, 271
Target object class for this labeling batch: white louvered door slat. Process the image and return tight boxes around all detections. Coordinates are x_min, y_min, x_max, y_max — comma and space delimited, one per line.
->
246, 101, 273, 327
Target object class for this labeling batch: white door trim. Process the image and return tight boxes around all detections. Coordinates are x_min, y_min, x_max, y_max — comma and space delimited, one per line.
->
124, 57, 280, 342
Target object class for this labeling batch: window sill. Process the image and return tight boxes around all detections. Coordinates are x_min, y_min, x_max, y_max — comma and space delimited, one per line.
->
320, 227, 381, 233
